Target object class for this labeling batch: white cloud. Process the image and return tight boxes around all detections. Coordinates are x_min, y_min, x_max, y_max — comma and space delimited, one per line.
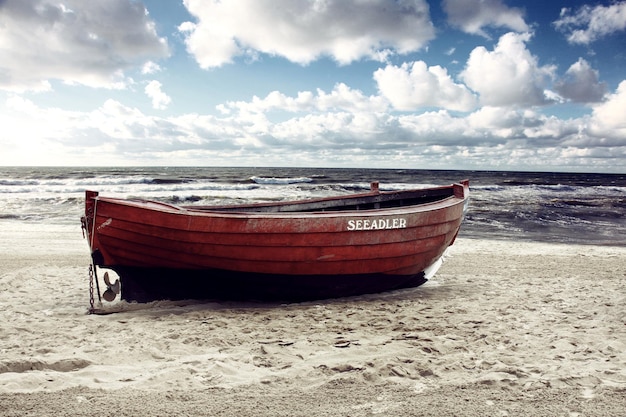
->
142, 61, 162, 75
461, 32, 556, 107
1, 84, 624, 171
0, 0, 170, 92
443, 0, 529, 37
221, 83, 389, 115
179, 0, 435, 68
145, 80, 172, 110
554, 58, 607, 103
396, 111, 469, 143
270, 112, 384, 148
589, 81, 626, 142
467, 106, 525, 133
373, 61, 477, 111
466, 106, 574, 141
554, 1, 626, 44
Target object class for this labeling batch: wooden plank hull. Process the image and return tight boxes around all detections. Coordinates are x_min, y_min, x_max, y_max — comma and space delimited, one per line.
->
83, 181, 469, 302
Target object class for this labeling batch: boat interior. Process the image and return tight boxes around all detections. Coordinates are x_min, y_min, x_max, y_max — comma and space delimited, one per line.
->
187, 185, 457, 214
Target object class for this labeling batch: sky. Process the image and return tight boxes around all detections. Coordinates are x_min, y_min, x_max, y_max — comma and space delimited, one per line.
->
1, 0, 625, 172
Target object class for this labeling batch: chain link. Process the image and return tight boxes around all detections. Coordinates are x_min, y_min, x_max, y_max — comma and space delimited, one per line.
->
88, 264, 96, 314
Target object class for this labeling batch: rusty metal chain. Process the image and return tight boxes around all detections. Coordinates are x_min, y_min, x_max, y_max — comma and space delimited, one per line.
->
88, 264, 95, 314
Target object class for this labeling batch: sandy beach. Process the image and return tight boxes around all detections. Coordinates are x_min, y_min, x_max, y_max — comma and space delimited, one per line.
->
1, 223, 625, 416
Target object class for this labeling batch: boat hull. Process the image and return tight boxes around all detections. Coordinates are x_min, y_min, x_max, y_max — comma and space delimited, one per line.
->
109, 265, 429, 302
83, 181, 469, 302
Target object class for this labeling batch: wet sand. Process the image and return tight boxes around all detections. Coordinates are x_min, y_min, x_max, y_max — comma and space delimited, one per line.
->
1, 223, 625, 416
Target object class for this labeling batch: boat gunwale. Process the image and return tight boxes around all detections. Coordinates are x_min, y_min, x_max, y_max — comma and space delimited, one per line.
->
90, 182, 468, 220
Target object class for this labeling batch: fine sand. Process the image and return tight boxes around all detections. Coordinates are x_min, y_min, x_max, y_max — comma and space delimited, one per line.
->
1, 223, 625, 416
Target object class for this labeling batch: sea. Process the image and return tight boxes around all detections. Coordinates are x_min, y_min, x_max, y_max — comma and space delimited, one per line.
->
1, 166, 625, 247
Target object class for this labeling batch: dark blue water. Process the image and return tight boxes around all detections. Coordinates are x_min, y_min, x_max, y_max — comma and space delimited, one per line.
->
1, 167, 625, 246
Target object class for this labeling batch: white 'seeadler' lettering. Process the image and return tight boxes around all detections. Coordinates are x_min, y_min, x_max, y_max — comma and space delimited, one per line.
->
347, 218, 407, 231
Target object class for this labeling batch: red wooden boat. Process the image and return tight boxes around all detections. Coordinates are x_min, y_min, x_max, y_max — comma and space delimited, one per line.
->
81, 180, 469, 302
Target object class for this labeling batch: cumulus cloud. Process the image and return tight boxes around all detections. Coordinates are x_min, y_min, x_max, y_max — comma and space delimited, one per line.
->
179, 0, 435, 68
443, 0, 529, 37
465, 106, 573, 142
220, 83, 389, 115
142, 61, 162, 75
373, 61, 477, 112
0, 0, 170, 92
145, 81, 172, 110
467, 106, 525, 133
1, 89, 623, 170
589, 81, 626, 142
461, 32, 555, 107
554, 1, 626, 44
554, 58, 607, 103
